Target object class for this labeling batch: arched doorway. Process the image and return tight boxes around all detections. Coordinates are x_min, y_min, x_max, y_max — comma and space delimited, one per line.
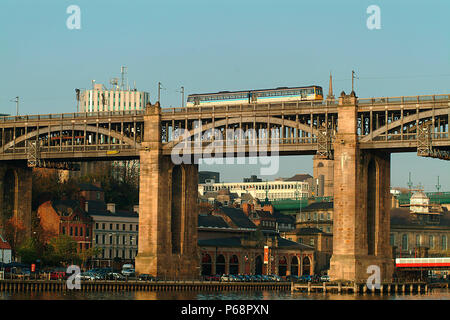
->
201, 253, 212, 276
229, 255, 239, 275
291, 256, 299, 276
302, 256, 311, 275
2, 169, 17, 223
255, 255, 263, 275
216, 254, 225, 275
278, 256, 287, 276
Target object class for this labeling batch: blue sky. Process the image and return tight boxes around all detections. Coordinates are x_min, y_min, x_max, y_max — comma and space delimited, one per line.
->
0, 0, 449, 190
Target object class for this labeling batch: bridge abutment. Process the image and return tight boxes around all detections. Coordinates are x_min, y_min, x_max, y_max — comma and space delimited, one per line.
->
0, 162, 32, 239
135, 103, 199, 279
328, 92, 393, 282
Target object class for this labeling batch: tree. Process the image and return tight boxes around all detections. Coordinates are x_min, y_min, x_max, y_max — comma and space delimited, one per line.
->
16, 238, 39, 265
45, 235, 78, 266
2, 216, 27, 259
79, 246, 102, 269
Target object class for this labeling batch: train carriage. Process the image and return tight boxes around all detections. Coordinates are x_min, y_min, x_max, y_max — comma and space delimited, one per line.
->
186, 85, 323, 107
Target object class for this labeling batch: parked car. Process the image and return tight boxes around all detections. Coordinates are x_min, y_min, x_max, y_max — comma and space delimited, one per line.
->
50, 271, 67, 280
204, 274, 221, 281
311, 275, 321, 282
320, 275, 330, 282
79, 272, 97, 281
122, 268, 135, 277
254, 275, 263, 282
221, 274, 238, 282
106, 272, 126, 281
242, 275, 252, 282
234, 275, 246, 282
260, 275, 271, 282
138, 274, 156, 281
286, 275, 300, 282
299, 275, 312, 282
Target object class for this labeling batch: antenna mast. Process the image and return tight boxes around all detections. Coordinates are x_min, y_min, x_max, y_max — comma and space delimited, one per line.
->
120, 66, 128, 90
436, 176, 441, 193
351, 70, 358, 92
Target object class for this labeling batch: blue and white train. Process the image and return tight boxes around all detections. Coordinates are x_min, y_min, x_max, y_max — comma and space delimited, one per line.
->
186, 85, 323, 107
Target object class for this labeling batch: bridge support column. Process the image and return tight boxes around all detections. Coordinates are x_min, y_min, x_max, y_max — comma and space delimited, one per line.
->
328, 92, 394, 283
0, 162, 32, 238
135, 103, 199, 280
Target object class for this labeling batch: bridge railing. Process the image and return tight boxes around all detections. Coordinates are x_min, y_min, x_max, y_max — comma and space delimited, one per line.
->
160, 100, 335, 114
362, 132, 449, 142
358, 94, 450, 106
3, 144, 135, 155
0, 110, 145, 122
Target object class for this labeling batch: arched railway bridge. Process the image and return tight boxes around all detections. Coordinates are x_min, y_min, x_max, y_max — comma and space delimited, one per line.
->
0, 91, 449, 281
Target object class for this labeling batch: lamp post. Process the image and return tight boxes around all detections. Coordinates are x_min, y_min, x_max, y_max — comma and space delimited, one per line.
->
10, 97, 19, 116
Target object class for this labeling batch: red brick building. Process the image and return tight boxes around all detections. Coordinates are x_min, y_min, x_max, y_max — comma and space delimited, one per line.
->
37, 199, 93, 252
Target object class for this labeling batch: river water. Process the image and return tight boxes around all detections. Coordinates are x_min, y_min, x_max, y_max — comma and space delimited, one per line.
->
1, 288, 449, 300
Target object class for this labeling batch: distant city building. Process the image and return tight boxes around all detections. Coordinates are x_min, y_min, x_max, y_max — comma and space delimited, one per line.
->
80, 184, 139, 267
80, 83, 149, 113
0, 234, 12, 264
198, 206, 314, 276
312, 157, 334, 197
199, 174, 313, 202
199, 171, 220, 184
243, 175, 262, 183
287, 190, 450, 271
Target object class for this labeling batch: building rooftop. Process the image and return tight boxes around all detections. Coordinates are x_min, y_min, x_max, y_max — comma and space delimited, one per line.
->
198, 215, 230, 228
217, 207, 257, 229
283, 174, 313, 182
198, 236, 243, 247
302, 201, 334, 211
87, 209, 138, 218
0, 235, 11, 250
390, 207, 450, 227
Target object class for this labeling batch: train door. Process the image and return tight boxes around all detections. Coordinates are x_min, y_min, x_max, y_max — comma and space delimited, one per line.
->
250, 92, 258, 103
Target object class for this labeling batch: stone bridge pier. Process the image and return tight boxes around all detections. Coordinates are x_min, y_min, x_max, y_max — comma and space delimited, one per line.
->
328, 92, 394, 282
135, 103, 199, 279
0, 162, 32, 237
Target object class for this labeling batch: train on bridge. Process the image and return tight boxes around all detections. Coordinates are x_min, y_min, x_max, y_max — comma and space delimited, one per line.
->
186, 85, 323, 107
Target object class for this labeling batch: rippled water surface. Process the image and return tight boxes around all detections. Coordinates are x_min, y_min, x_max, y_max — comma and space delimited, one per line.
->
1, 288, 449, 300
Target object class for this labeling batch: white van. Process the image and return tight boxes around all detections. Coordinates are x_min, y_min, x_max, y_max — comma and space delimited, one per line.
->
121, 264, 135, 277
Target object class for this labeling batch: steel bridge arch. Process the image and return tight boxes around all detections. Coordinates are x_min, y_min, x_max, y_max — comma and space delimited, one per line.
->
360, 108, 450, 142
163, 116, 318, 150
0, 124, 140, 154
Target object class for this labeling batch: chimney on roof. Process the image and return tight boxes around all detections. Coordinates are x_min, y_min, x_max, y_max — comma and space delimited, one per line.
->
133, 205, 139, 214
107, 203, 116, 213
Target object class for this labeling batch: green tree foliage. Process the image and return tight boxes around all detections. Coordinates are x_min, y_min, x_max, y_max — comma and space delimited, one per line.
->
16, 238, 39, 264
79, 246, 102, 268
32, 161, 139, 211
44, 235, 79, 266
